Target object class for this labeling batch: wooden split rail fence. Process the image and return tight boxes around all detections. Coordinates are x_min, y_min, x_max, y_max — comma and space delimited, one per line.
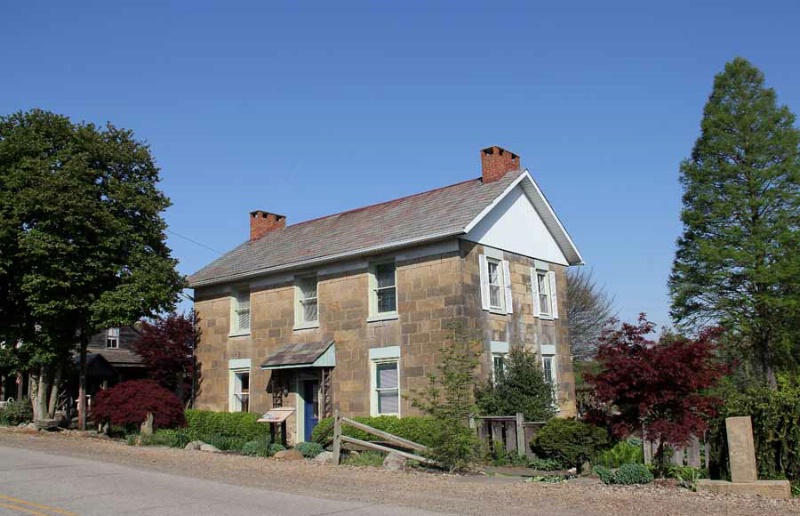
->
331, 410, 434, 466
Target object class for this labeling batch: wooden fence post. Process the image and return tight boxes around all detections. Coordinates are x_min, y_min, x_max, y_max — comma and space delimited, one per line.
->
332, 409, 342, 466
515, 413, 526, 458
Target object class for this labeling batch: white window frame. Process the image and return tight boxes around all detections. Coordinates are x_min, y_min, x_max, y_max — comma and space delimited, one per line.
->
479, 252, 513, 315
368, 260, 398, 322
294, 274, 319, 330
369, 347, 400, 417
228, 359, 252, 413
230, 287, 251, 336
540, 344, 559, 410
106, 328, 120, 349
531, 265, 558, 320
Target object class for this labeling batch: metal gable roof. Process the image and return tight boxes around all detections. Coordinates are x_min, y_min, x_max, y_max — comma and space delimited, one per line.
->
188, 168, 582, 288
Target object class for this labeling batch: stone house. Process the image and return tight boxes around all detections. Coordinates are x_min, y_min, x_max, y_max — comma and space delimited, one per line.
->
188, 146, 584, 444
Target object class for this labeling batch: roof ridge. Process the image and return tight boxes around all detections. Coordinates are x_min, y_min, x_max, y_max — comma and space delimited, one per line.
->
285, 176, 482, 230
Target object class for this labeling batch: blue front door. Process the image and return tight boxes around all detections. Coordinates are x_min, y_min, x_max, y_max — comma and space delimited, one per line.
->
303, 380, 319, 441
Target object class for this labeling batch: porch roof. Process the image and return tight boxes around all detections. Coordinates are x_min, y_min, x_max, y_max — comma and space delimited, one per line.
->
260, 340, 335, 370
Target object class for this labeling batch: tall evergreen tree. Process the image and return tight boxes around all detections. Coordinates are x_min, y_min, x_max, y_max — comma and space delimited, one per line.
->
669, 58, 800, 388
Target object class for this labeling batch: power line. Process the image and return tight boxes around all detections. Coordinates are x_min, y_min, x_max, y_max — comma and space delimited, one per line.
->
166, 229, 224, 255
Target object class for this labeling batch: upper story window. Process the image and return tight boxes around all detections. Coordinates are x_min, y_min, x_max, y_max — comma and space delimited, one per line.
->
106, 328, 120, 349
231, 288, 251, 335
479, 254, 513, 314
369, 261, 397, 319
531, 267, 559, 319
296, 275, 319, 328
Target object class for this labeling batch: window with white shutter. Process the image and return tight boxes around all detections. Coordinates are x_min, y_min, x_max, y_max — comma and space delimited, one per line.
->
531, 267, 558, 319
231, 288, 251, 335
480, 254, 512, 314
295, 275, 319, 328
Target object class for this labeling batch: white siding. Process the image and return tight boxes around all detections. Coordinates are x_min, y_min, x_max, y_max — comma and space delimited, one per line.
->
464, 185, 568, 265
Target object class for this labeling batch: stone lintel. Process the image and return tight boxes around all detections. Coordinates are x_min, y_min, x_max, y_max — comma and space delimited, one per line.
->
695, 480, 791, 499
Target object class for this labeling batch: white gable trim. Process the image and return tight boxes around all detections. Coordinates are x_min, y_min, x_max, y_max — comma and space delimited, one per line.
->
463, 170, 583, 266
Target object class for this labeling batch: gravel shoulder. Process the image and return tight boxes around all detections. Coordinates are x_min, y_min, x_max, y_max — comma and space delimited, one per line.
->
1, 428, 798, 516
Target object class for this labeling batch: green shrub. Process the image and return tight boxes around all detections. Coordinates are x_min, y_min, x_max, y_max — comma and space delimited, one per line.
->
612, 463, 654, 485
268, 443, 286, 456
150, 429, 191, 448
595, 463, 653, 485
0, 398, 33, 426
295, 441, 324, 458
528, 457, 563, 471
201, 433, 248, 451
184, 410, 270, 442
669, 466, 705, 491
311, 416, 443, 448
344, 451, 385, 467
593, 465, 614, 484
242, 440, 270, 457
709, 385, 800, 484
595, 440, 644, 468
531, 418, 609, 470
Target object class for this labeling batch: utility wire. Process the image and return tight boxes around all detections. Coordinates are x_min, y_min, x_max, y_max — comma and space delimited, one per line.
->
166, 229, 224, 255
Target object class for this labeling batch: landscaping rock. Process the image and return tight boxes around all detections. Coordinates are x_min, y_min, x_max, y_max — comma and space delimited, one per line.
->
200, 443, 222, 453
184, 440, 205, 451
383, 452, 407, 471
313, 451, 334, 464
274, 449, 304, 461
140, 412, 154, 437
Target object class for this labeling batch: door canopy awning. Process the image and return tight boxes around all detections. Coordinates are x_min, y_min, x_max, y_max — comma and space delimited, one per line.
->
260, 340, 335, 370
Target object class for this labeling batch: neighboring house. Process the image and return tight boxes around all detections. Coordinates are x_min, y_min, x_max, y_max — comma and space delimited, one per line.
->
0, 326, 148, 404
188, 146, 584, 444
79, 326, 149, 397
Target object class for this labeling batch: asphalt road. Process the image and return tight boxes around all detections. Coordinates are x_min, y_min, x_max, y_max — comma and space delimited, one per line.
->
0, 446, 445, 515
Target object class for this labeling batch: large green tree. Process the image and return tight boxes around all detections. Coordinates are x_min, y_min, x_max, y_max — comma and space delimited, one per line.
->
669, 58, 800, 388
0, 110, 185, 423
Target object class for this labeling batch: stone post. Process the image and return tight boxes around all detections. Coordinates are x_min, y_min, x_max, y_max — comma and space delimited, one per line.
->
725, 416, 758, 483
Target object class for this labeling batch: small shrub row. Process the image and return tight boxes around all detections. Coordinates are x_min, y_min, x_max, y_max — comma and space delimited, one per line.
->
0, 398, 33, 426
311, 416, 443, 448
594, 463, 654, 485
184, 410, 271, 442
528, 457, 563, 471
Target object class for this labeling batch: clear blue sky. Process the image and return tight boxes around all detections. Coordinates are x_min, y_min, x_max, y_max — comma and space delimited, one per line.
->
2, 1, 799, 328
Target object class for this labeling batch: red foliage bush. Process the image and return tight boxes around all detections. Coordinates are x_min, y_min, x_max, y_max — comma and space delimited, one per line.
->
585, 315, 728, 471
93, 379, 186, 431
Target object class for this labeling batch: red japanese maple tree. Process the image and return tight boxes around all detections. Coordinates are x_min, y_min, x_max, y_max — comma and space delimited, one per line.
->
132, 311, 198, 404
585, 315, 728, 472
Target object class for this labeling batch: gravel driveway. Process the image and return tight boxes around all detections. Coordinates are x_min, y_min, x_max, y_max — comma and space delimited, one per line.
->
0, 428, 797, 516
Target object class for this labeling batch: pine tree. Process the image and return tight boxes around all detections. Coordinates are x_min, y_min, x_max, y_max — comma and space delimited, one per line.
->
669, 58, 800, 388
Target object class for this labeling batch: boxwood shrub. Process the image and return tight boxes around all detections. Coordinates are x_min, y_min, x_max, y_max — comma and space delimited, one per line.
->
184, 410, 270, 442
530, 418, 609, 470
311, 416, 443, 448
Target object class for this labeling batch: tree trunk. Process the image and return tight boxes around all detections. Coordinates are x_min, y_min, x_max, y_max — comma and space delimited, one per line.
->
29, 371, 40, 422
78, 333, 88, 430
48, 366, 62, 418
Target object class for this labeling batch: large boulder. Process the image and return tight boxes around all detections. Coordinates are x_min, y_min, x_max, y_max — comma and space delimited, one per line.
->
274, 449, 304, 461
200, 443, 222, 453
184, 440, 205, 451
312, 451, 334, 464
383, 452, 407, 472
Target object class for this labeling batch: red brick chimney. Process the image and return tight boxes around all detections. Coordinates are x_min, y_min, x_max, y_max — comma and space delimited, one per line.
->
481, 146, 521, 183
250, 211, 286, 241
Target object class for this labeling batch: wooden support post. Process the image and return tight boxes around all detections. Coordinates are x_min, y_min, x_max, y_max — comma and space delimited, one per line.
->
332, 409, 342, 466
515, 413, 526, 458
